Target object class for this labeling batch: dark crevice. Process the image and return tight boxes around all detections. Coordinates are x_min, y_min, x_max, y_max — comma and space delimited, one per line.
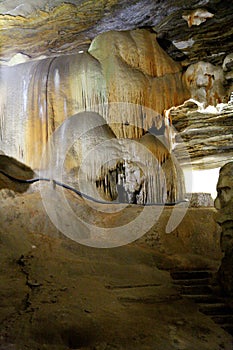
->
45, 57, 57, 141
16, 254, 39, 314
105, 283, 161, 290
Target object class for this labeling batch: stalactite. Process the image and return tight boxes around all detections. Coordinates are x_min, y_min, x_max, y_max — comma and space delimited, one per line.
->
76, 129, 184, 204
0, 28, 187, 203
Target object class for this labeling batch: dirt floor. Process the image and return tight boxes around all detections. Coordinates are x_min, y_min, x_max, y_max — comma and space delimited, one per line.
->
0, 185, 232, 350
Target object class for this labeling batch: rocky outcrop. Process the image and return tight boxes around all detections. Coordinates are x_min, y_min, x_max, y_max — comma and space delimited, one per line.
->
214, 162, 233, 296
186, 193, 214, 207
169, 99, 233, 169
183, 61, 226, 106
155, 1, 233, 66
0, 155, 34, 192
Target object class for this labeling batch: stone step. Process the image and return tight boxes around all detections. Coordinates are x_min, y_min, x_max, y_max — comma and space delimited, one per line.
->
211, 315, 233, 325
173, 278, 212, 286
199, 303, 233, 316
170, 270, 213, 281
170, 269, 233, 337
181, 294, 224, 304
179, 285, 213, 295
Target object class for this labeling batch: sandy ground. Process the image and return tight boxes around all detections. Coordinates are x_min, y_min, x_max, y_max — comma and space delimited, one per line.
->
0, 186, 232, 350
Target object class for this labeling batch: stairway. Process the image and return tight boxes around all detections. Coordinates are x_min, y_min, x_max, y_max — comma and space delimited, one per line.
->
170, 270, 233, 336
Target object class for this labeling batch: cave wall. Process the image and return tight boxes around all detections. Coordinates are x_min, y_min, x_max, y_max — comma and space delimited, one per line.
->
1, 28, 232, 202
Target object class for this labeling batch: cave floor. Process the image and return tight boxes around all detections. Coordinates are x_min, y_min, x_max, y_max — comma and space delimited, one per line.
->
0, 189, 232, 350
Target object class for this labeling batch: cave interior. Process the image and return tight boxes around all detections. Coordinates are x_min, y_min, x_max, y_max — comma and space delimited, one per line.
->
0, 1, 233, 349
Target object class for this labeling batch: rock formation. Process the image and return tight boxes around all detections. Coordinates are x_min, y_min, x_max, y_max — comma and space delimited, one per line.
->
0, 29, 189, 170
0, 1, 232, 67
41, 110, 185, 204
183, 61, 226, 106
0, 1, 232, 202
0, 154, 34, 193
169, 99, 233, 169
0, 2, 233, 347
214, 162, 233, 296
0, 29, 189, 204
88, 30, 189, 137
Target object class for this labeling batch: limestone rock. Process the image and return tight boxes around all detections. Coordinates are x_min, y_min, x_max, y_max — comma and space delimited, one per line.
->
0, 29, 189, 170
0, 0, 232, 67
182, 9, 214, 28
222, 53, 233, 72
214, 162, 233, 296
169, 99, 233, 169
0, 155, 34, 192
183, 61, 226, 106
185, 193, 214, 207
7, 52, 31, 66
89, 29, 189, 138
0, 188, 16, 199
0, 189, 230, 349
155, 1, 233, 66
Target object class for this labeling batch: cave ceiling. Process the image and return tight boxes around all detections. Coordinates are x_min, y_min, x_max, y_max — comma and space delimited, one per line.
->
0, 0, 233, 169
0, 0, 232, 64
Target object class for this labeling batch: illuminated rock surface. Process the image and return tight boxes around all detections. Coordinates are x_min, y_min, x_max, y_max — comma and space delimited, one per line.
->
0, 30, 188, 169
0, 30, 188, 204
170, 99, 233, 169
